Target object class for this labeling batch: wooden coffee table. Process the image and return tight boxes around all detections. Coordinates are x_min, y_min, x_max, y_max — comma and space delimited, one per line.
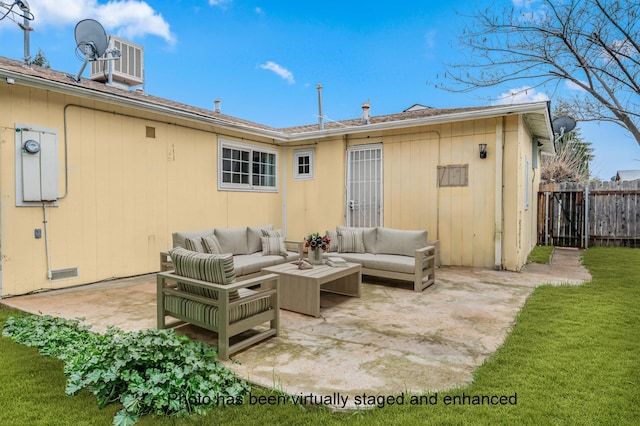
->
261, 261, 361, 317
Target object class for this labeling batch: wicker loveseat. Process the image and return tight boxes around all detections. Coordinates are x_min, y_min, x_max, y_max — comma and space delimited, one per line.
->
157, 247, 280, 360
324, 226, 437, 292
160, 224, 302, 279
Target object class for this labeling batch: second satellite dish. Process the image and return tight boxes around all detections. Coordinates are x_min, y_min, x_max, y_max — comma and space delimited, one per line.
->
72, 19, 109, 82
552, 116, 577, 136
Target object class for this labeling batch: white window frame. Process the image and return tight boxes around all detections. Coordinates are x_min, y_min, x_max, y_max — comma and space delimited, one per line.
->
293, 148, 315, 180
218, 139, 278, 192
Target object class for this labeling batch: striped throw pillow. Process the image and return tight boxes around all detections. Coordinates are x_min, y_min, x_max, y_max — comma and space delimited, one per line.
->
261, 236, 288, 257
184, 237, 206, 253
325, 230, 338, 252
261, 228, 284, 238
169, 247, 237, 300
337, 229, 365, 253
202, 235, 223, 254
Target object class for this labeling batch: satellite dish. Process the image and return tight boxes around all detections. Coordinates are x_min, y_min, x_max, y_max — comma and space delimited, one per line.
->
75, 19, 108, 58
552, 116, 577, 135
71, 19, 109, 82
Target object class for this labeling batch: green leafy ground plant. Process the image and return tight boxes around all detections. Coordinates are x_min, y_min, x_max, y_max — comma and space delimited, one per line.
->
2, 316, 249, 425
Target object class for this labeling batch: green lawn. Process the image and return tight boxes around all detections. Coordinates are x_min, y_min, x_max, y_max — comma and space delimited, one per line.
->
527, 245, 554, 264
1, 247, 639, 425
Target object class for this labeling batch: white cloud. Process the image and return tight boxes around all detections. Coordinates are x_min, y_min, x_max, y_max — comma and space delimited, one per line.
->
259, 61, 295, 84
601, 38, 639, 62
493, 86, 549, 104
27, 0, 175, 44
424, 30, 436, 49
565, 80, 588, 92
209, 0, 233, 7
512, 0, 537, 7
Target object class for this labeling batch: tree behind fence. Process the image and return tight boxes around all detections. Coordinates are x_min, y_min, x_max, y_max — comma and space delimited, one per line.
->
538, 180, 640, 248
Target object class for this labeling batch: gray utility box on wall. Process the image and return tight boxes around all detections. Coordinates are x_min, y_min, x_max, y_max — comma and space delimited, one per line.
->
15, 125, 59, 206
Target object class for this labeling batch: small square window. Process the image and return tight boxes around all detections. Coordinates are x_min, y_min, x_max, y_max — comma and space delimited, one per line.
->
294, 148, 314, 180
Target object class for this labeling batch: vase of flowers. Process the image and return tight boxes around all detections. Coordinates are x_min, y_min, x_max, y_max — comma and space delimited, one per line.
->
305, 232, 330, 265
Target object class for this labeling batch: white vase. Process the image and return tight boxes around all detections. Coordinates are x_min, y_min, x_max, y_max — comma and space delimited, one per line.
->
308, 248, 323, 265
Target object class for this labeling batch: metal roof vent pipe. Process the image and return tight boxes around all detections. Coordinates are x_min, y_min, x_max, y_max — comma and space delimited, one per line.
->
214, 99, 221, 113
362, 101, 370, 125
316, 83, 324, 130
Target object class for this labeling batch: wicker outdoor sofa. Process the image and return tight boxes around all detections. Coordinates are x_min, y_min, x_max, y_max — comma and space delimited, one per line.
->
324, 226, 438, 292
160, 224, 302, 279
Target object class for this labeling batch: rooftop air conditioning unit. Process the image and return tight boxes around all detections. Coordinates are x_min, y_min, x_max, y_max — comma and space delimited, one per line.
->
90, 35, 144, 89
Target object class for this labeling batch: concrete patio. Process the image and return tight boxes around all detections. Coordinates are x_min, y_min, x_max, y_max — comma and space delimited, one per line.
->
1, 248, 590, 410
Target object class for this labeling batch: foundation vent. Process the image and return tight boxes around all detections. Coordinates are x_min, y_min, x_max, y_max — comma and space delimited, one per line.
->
50, 267, 79, 281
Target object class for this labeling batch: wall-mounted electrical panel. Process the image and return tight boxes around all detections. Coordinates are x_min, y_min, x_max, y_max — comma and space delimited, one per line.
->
15, 124, 59, 207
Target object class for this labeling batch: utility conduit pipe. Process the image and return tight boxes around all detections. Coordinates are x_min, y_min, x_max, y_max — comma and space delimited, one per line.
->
43, 204, 52, 280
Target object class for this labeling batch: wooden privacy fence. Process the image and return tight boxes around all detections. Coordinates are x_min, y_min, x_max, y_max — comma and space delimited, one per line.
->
538, 180, 640, 248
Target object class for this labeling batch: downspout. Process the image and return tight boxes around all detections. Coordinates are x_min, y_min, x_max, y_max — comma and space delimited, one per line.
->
495, 117, 505, 270
282, 148, 287, 237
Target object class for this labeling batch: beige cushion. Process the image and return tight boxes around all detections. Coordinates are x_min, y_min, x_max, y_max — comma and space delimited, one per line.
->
337, 226, 377, 253
184, 237, 206, 253
172, 229, 215, 248
215, 227, 249, 255
362, 254, 415, 274
337, 229, 366, 253
376, 228, 428, 258
248, 225, 274, 253
262, 228, 284, 238
202, 235, 223, 254
233, 253, 280, 275
261, 236, 288, 257
325, 230, 338, 252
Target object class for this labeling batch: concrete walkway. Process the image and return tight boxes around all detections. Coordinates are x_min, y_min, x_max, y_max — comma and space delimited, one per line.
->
1, 248, 590, 409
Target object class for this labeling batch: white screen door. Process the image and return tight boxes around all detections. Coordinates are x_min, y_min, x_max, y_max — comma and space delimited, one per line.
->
346, 144, 383, 227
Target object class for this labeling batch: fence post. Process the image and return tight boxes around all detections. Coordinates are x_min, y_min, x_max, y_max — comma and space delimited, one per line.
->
545, 191, 550, 246
584, 183, 589, 249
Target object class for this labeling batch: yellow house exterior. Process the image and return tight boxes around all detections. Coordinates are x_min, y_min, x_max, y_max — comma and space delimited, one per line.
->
0, 56, 553, 297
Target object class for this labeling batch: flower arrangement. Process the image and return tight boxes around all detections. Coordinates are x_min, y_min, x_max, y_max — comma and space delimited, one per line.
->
305, 232, 330, 252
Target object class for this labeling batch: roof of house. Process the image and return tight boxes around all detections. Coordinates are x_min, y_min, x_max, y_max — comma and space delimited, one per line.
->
616, 170, 640, 181
0, 55, 554, 151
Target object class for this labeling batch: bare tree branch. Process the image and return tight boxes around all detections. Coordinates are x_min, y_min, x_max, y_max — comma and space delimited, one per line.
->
440, 0, 640, 147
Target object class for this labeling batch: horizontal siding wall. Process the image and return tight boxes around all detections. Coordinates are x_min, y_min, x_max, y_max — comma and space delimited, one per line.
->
0, 86, 283, 296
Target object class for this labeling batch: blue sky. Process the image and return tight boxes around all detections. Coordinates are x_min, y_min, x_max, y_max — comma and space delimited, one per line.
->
1, 0, 638, 180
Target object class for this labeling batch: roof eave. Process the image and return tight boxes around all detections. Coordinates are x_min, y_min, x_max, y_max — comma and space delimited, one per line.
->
2, 67, 555, 149
0, 68, 289, 142
285, 101, 555, 149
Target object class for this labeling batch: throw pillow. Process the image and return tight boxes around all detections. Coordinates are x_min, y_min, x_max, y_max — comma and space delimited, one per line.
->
170, 247, 238, 300
325, 230, 338, 252
261, 228, 284, 238
184, 237, 205, 253
201, 235, 223, 254
337, 229, 365, 253
336, 226, 377, 253
261, 236, 288, 257
172, 229, 215, 249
